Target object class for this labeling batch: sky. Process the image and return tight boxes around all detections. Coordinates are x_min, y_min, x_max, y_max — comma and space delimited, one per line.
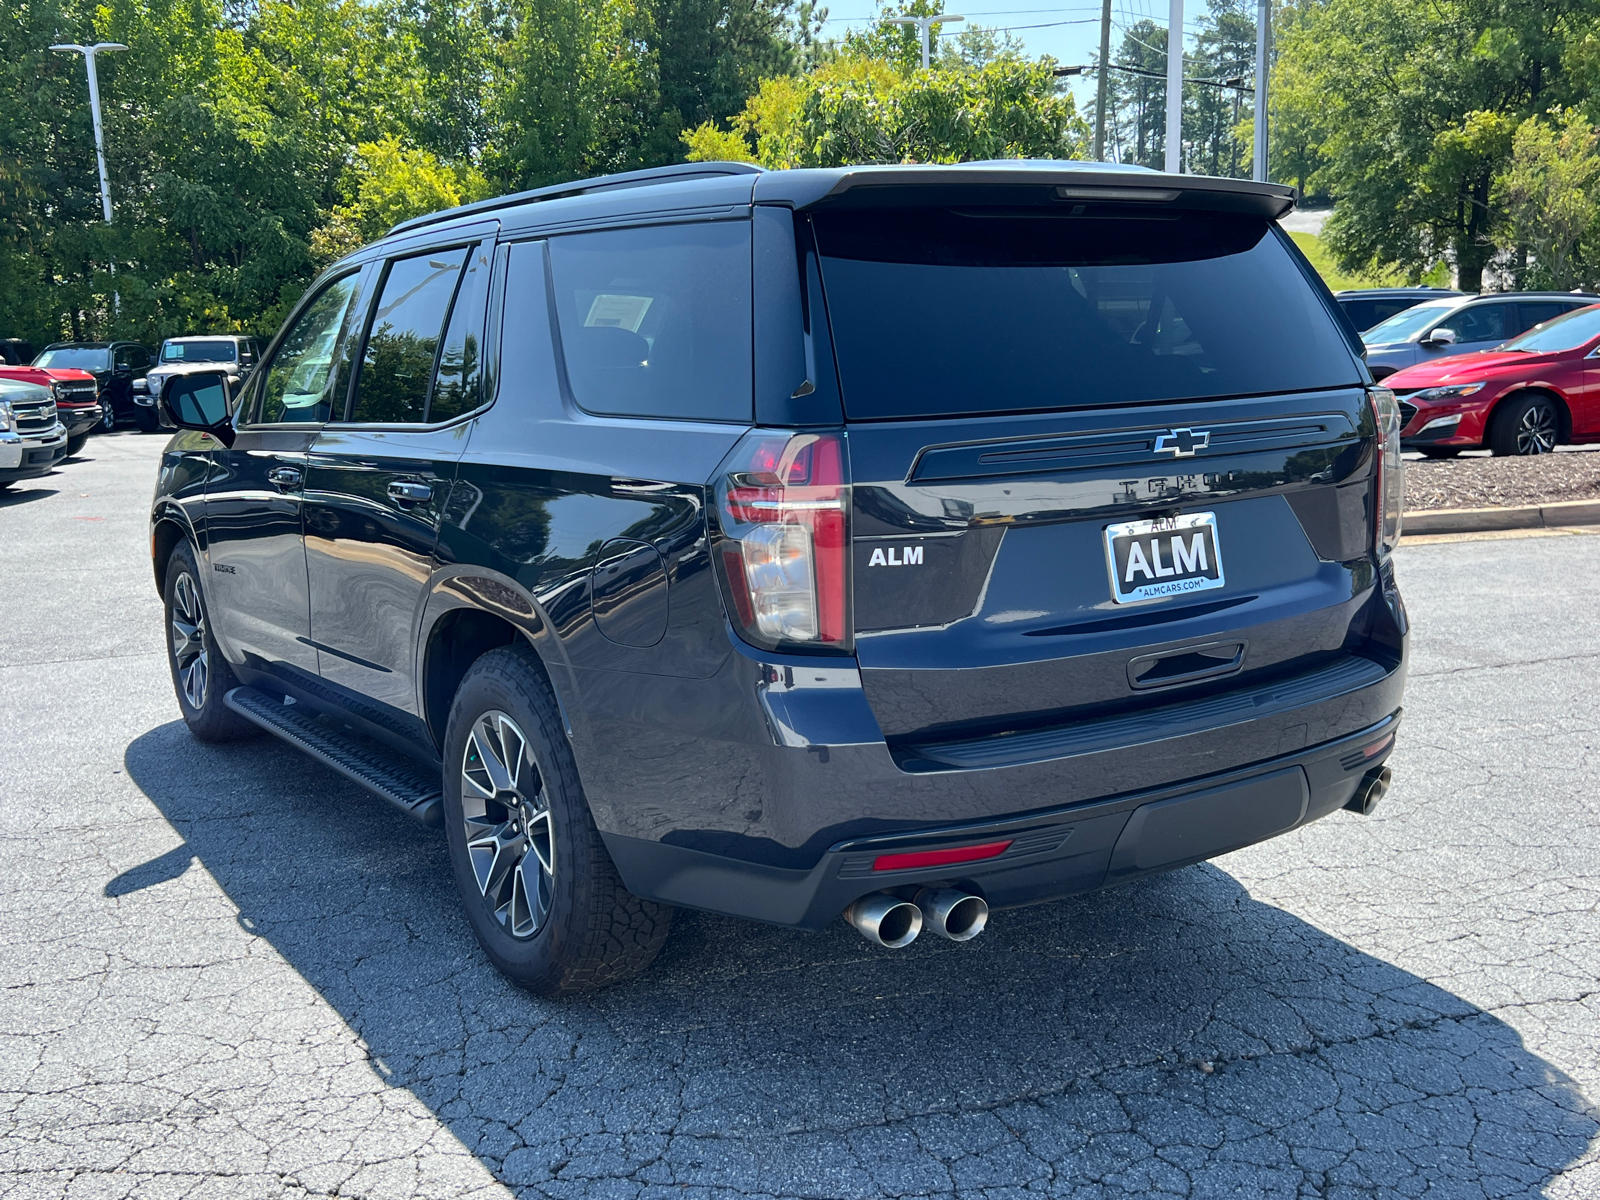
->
817, 0, 1226, 112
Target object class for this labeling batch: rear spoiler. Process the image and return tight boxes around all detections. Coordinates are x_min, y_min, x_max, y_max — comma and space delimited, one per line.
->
755, 162, 1297, 221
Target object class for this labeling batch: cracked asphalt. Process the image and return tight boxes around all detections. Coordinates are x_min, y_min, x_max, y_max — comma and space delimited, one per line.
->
2, 433, 1597, 1199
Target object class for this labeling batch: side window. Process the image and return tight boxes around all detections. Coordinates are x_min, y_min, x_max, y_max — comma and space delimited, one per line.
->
428, 242, 492, 423
1437, 303, 1513, 343
1517, 302, 1569, 332
349, 247, 468, 424
258, 273, 365, 425
547, 221, 753, 422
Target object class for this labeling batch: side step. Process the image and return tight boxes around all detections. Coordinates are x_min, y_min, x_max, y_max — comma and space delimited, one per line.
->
224, 687, 443, 827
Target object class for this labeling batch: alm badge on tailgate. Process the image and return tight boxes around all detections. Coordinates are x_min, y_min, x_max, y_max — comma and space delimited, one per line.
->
1104, 512, 1225, 604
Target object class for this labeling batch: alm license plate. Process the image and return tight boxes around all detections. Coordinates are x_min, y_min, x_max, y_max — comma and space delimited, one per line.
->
1104, 512, 1225, 604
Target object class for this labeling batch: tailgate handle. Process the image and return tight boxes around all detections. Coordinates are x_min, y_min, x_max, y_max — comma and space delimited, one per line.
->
1127, 641, 1246, 690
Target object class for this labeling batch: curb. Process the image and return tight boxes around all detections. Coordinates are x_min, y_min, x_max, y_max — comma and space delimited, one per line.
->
1403, 498, 1600, 536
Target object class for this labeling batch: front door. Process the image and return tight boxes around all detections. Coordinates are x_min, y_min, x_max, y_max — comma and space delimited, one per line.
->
303, 242, 491, 720
205, 270, 369, 681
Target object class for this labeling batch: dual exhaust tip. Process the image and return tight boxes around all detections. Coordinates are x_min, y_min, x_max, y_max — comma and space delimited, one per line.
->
1344, 765, 1392, 816
845, 888, 988, 948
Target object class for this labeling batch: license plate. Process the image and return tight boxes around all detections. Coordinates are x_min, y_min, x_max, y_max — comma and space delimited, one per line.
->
1104, 512, 1225, 604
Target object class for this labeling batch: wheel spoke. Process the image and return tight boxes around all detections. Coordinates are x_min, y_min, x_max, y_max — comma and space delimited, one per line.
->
526, 810, 554, 875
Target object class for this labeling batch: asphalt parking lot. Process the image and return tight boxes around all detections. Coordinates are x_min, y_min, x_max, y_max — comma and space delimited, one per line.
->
3, 434, 1597, 1199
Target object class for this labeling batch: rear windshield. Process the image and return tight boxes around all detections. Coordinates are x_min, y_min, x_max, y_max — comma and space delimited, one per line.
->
161, 340, 236, 363
812, 207, 1360, 420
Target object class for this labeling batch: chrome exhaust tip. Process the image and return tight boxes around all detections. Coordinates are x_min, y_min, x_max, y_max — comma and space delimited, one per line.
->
916, 888, 989, 941
1344, 765, 1392, 816
844, 894, 923, 948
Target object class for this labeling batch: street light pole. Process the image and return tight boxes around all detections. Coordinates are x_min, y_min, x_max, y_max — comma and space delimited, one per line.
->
885, 14, 964, 70
1252, 0, 1269, 182
1164, 0, 1183, 173
50, 43, 127, 223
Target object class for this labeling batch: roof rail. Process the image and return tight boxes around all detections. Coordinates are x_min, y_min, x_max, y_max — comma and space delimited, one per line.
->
387, 161, 766, 237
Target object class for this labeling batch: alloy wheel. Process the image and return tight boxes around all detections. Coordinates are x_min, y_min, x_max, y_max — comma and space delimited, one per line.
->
460, 710, 554, 940
1517, 403, 1557, 455
170, 572, 209, 710
100, 401, 115, 432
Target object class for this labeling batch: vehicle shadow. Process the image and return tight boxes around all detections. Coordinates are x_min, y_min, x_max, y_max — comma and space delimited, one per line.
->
124, 722, 1597, 1197
0, 487, 58, 507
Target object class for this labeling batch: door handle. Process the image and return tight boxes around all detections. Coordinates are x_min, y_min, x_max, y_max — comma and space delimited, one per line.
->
388, 480, 432, 503
267, 466, 302, 488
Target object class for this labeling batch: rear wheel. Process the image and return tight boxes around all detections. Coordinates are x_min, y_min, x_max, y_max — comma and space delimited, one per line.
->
164, 542, 257, 742
442, 645, 670, 995
1489, 394, 1559, 456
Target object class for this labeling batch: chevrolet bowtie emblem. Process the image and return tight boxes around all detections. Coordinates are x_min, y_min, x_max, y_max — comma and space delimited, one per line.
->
1154, 428, 1210, 457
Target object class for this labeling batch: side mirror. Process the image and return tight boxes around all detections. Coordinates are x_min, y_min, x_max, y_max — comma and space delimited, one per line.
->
1422, 327, 1458, 347
158, 372, 236, 447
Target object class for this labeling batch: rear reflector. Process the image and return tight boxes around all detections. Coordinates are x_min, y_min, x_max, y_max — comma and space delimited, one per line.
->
873, 840, 1013, 873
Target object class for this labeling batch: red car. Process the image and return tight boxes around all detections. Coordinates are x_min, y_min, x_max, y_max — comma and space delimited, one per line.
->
1383, 302, 1600, 457
0, 364, 102, 455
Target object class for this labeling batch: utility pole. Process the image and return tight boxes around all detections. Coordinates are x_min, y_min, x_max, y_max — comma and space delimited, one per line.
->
1252, 0, 1269, 181
1094, 0, 1112, 160
50, 43, 127, 223
1164, 0, 1183, 173
885, 14, 964, 70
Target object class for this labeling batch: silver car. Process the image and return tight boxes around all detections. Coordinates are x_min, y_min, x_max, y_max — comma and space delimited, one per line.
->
1362, 292, 1600, 379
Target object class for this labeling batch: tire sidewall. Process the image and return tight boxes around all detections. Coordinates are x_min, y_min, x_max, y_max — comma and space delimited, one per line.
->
441, 653, 596, 990
163, 542, 249, 740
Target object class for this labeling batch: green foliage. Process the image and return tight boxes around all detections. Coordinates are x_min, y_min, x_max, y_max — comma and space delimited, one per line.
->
1493, 110, 1600, 291
1274, 0, 1595, 290
313, 138, 490, 265
684, 56, 1089, 167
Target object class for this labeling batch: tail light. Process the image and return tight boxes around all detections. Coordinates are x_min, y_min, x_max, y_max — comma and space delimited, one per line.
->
1370, 387, 1404, 557
712, 430, 851, 652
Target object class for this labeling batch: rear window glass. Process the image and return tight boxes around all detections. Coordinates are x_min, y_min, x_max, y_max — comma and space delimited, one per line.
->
812, 207, 1360, 420
547, 221, 752, 422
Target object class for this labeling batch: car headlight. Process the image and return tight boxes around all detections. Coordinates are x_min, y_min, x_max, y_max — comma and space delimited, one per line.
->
1413, 382, 1485, 401
0, 400, 12, 434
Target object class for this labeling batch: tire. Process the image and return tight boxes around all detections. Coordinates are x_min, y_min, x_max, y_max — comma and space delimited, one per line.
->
442, 645, 671, 995
100, 402, 116, 432
65, 432, 89, 457
1488, 394, 1559, 456
135, 405, 160, 433
164, 542, 258, 742
1418, 446, 1461, 459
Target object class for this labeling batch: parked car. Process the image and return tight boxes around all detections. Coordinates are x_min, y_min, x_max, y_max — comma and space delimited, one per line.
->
34, 341, 153, 430
0, 376, 68, 489
1, 339, 35, 365
1362, 292, 1600, 379
136, 336, 262, 427
1334, 287, 1463, 334
0, 363, 102, 455
150, 161, 1408, 995
1384, 302, 1600, 456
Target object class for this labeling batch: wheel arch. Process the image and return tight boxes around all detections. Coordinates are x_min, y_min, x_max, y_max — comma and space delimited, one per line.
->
1490, 385, 1572, 443
150, 508, 196, 596
420, 603, 571, 753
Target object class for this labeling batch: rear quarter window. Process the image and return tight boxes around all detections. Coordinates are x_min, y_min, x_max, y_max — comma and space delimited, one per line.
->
546, 221, 752, 423
812, 207, 1361, 420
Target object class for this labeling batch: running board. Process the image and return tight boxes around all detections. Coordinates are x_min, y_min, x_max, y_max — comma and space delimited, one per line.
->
224, 686, 443, 827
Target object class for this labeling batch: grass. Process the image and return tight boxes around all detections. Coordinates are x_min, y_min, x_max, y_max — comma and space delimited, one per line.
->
1289, 231, 1451, 292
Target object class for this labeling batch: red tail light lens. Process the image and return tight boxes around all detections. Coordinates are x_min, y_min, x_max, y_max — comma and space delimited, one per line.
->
713, 431, 850, 651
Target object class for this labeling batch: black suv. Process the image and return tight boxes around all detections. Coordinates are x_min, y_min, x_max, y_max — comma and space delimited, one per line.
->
35, 340, 152, 430
151, 161, 1408, 994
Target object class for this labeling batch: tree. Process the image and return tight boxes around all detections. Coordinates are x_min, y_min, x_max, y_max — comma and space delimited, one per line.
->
1493, 109, 1600, 291
1106, 19, 1166, 169
311, 137, 491, 263
682, 55, 1089, 167
1275, 0, 1595, 290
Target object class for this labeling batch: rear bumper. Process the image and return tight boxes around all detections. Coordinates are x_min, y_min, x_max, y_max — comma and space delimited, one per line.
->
603, 708, 1402, 930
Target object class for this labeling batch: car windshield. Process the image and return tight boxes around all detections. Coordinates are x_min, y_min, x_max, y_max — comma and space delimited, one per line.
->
1501, 305, 1600, 353
34, 347, 111, 371
161, 340, 236, 363
1361, 302, 1456, 345
813, 207, 1360, 420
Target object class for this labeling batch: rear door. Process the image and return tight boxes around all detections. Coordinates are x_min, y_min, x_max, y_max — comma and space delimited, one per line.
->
806, 203, 1375, 745
301, 240, 492, 722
